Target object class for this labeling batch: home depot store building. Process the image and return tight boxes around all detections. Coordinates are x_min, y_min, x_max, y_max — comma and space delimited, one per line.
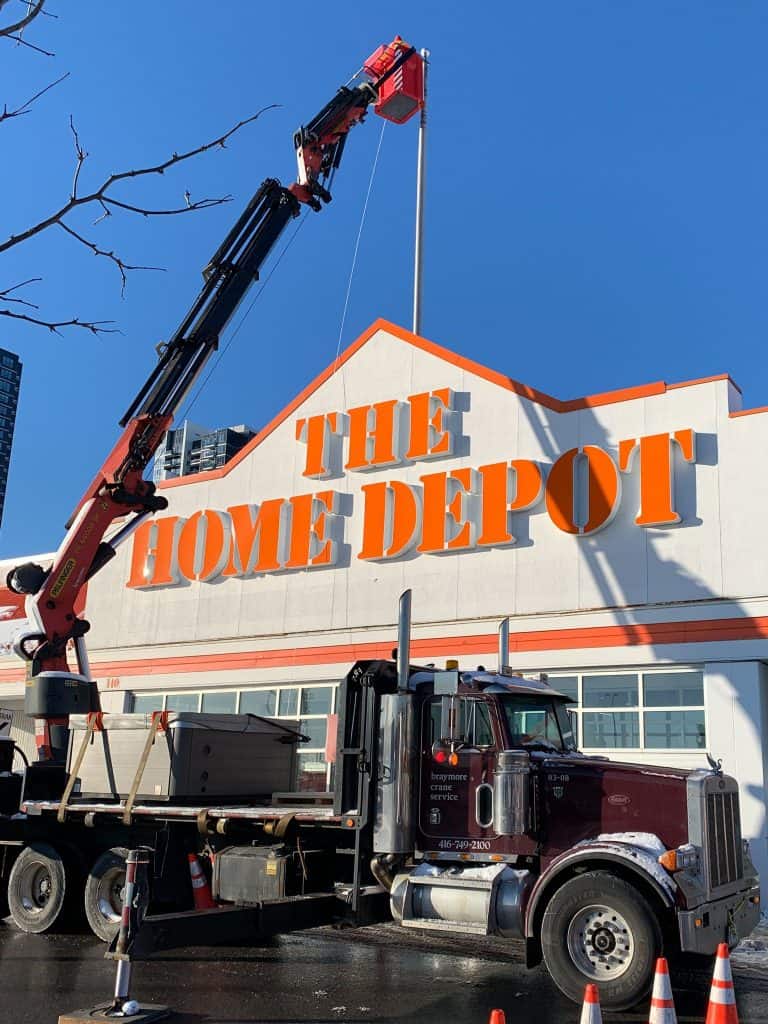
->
2, 318, 768, 880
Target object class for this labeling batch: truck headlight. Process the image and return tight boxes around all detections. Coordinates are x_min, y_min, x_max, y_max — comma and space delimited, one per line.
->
658, 843, 699, 873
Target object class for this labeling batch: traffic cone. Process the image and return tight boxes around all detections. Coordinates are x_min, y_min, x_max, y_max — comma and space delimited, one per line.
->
705, 943, 739, 1024
187, 853, 217, 910
648, 957, 677, 1024
487, 1012, 505, 1024
580, 984, 602, 1024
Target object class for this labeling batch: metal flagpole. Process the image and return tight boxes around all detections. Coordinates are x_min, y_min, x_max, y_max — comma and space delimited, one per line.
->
412, 48, 429, 336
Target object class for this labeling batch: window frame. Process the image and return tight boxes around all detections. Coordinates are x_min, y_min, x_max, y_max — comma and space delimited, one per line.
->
545, 666, 706, 753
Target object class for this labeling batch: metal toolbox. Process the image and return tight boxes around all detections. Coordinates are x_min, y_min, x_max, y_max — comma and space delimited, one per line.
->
67, 712, 301, 801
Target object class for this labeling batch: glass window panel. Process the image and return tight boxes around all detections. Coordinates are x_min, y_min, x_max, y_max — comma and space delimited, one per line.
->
582, 674, 638, 709
550, 675, 578, 702
239, 689, 276, 717
296, 752, 328, 792
643, 672, 703, 708
132, 693, 163, 713
466, 700, 494, 746
279, 688, 298, 716
582, 711, 640, 748
299, 718, 327, 748
200, 691, 237, 714
644, 710, 706, 749
166, 692, 200, 712
300, 686, 333, 715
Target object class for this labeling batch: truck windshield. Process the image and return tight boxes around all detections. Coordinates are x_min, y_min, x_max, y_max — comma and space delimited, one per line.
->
500, 695, 576, 753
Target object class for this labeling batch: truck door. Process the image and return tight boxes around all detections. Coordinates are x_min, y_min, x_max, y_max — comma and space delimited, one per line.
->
418, 696, 505, 856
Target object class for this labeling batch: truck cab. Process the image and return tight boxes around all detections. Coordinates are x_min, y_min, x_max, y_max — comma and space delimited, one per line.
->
335, 645, 760, 1010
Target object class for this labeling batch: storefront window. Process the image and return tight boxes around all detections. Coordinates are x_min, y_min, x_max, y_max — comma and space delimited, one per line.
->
132, 693, 163, 713
278, 688, 298, 716
201, 691, 237, 714
240, 689, 277, 717
548, 668, 706, 751
300, 686, 333, 715
166, 692, 200, 712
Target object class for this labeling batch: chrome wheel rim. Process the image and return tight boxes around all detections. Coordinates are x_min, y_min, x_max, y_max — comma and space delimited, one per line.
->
95, 866, 125, 924
566, 903, 634, 980
19, 862, 53, 915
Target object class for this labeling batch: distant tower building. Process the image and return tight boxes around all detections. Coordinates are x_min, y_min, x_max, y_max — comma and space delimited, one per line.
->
152, 421, 256, 483
0, 349, 22, 527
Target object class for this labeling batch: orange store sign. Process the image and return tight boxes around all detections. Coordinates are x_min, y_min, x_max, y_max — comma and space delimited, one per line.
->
127, 389, 697, 588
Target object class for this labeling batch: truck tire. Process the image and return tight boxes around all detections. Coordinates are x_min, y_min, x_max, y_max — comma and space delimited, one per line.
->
540, 871, 662, 1011
7, 842, 69, 934
84, 848, 151, 943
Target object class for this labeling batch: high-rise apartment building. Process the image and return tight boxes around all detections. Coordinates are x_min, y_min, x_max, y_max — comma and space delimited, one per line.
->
152, 421, 256, 483
0, 349, 21, 526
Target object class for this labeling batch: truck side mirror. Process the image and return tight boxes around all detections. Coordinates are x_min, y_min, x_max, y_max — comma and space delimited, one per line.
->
439, 696, 465, 743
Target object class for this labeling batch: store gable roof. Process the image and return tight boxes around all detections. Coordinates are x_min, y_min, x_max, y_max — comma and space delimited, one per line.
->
159, 317, 739, 490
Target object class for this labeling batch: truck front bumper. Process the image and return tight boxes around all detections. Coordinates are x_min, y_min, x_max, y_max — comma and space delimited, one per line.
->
678, 885, 761, 955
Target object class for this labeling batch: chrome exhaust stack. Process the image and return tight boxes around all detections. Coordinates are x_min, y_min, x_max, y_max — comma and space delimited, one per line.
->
498, 617, 510, 673
397, 589, 412, 691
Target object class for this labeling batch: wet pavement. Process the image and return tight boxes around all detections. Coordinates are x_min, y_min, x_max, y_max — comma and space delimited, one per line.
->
1, 921, 767, 1024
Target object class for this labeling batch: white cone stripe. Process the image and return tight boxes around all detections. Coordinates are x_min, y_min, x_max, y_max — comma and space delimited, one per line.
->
713, 958, 734, 983
649, 1010, 677, 1024
579, 1006, 602, 1024
709, 987, 736, 1006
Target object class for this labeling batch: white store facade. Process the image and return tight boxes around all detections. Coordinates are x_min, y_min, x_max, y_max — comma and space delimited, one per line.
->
2, 319, 768, 887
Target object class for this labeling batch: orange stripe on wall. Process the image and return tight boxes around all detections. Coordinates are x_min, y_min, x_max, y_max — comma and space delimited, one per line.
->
1, 613, 767, 685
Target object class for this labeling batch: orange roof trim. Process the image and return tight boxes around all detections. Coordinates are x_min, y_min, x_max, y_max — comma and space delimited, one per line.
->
159, 318, 743, 490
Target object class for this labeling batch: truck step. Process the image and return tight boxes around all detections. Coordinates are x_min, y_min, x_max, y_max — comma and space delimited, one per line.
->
400, 917, 490, 935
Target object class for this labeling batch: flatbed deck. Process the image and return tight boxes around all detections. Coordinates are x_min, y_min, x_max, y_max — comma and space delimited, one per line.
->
20, 799, 351, 825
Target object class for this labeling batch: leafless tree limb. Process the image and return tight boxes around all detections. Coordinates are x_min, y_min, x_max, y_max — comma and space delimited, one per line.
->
0, 277, 43, 308
0, 307, 118, 335
69, 113, 87, 198
58, 222, 164, 296
0, 106, 277, 256
0, 70, 68, 123
5, 30, 52, 55
0, 0, 46, 39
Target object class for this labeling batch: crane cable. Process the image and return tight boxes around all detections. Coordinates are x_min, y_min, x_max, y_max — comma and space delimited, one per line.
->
333, 119, 387, 370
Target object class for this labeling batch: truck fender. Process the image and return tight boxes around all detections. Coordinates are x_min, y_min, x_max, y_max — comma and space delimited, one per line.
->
524, 833, 677, 939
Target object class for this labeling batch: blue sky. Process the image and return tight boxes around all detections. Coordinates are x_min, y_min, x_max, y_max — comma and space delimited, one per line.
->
1, 1, 766, 556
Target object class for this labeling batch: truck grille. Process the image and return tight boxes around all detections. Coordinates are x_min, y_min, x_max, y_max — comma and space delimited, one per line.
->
706, 790, 743, 888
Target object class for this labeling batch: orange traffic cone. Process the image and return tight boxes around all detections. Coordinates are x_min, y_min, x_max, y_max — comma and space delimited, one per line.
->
705, 943, 739, 1024
487, 1012, 505, 1024
648, 957, 677, 1024
187, 853, 217, 910
580, 984, 602, 1024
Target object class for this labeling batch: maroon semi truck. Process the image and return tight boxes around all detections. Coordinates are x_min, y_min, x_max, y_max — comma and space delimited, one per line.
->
0, 592, 758, 1010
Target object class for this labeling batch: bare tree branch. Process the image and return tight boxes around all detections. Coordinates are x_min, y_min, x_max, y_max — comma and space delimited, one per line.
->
0, 70, 68, 123
0, 106, 277, 256
58, 222, 164, 296
5, 30, 52, 55
0, 0, 46, 39
0, 307, 118, 335
69, 113, 87, 198
102, 194, 232, 217
0, 277, 43, 308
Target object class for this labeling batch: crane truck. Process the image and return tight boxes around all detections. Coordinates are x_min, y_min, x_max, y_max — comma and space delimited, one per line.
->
0, 38, 758, 1012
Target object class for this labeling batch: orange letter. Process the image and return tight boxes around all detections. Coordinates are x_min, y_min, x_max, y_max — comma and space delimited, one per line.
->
418, 469, 478, 552
358, 481, 422, 560
284, 490, 341, 568
345, 400, 401, 470
477, 460, 543, 546
406, 389, 456, 460
126, 516, 182, 588
222, 500, 285, 576
545, 446, 621, 536
295, 412, 343, 478
176, 509, 231, 582
618, 429, 695, 526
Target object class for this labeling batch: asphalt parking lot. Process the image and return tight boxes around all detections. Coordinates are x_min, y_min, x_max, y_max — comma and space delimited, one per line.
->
1, 921, 767, 1024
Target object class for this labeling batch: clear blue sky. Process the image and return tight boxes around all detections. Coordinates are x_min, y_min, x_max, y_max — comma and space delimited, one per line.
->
1, 1, 766, 557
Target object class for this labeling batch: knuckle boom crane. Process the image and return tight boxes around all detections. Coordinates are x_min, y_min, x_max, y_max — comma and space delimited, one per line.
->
7, 37, 424, 763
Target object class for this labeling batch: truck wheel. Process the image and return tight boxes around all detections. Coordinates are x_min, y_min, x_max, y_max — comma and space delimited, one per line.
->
84, 848, 151, 943
540, 871, 662, 1010
7, 842, 69, 934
